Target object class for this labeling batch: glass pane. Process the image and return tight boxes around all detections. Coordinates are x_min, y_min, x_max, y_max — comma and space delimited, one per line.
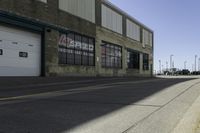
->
106, 56, 111, 67
82, 37, 89, 51
75, 35, 82, 50
58, 47, 67, 64
67, 33, 74, 49
75, 50, 82, 65
101, 45, 106, 55
101, 55, 106, 67
89, 53, 94, 66
82, 51, 89, 65
89, 39, 94, 51
111, 56, 115, 67
67, 49, 74, 64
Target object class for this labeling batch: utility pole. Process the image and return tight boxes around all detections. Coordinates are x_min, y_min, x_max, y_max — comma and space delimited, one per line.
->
195, 55, 197, 71
170, 54, 174, 70
159, 60, 161, 74
198, 58, 200, 71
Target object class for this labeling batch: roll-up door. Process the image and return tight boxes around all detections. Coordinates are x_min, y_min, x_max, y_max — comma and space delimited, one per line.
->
0, 25, 41, 76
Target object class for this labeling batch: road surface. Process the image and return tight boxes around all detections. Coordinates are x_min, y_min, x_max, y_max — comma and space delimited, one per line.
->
0, 77, 200, 133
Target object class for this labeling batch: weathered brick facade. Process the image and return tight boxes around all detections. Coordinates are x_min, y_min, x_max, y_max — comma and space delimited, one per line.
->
0, 0, 153, 77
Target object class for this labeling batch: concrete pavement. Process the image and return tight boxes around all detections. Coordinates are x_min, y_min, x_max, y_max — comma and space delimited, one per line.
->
0, 77, 200, 133
172, 94, 200, 133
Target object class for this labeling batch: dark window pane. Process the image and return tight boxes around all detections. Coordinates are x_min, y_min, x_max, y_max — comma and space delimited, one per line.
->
127, 50, 140, 69
101, 45, 106, 55
67, 33, 74, 49
101, 42, 122, 68
143, 53, 149, 70
101, 55, 106, 67
106, 56, 111, 67
75, 50, 82, 65
58, 47, 67, 64
89, 53, 94, 66
111, 56, 115, 67
58, 32, 94, 66
82, 37, 89, 51
89, 39, 94, 52
82, 51, 89, 65
75, 35, 82, 50
67, 49, 74, 64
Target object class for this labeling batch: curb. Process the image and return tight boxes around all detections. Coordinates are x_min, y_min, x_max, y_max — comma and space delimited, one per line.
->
172, 93, 200, 133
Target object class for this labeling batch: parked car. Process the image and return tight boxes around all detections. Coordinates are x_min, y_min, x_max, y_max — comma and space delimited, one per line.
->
182, 69, 190, 75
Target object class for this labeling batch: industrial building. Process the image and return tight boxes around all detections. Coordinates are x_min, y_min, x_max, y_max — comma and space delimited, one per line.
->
0, 0, 154, 77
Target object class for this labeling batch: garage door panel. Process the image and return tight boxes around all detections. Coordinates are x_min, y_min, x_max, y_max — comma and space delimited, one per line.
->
0, 25, 41, 76
0, 40, 40, 53
0, 26, 41, 45
0, 66, 40, 76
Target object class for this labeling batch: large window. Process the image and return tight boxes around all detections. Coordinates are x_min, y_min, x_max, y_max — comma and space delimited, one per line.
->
58, 32, 95, 66
143, 53, 149, 70
101, 42, 122, 68
127, 50, 140, 69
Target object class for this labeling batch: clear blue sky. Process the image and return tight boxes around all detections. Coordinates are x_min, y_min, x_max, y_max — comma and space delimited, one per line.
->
109, 0, 200, 72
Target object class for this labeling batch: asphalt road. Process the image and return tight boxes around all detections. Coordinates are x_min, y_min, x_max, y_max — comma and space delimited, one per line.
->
0, 77, 200, 133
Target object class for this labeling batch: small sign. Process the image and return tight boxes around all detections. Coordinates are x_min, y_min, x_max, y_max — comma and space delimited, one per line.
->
19, 52, 28, 58
0, 49, 3, 55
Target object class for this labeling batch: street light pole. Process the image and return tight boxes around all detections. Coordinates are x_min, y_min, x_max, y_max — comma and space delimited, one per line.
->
170, 54, 174, 70
195, 55, 197, 71
198, 58, 200, 71
159, 60, 161, 74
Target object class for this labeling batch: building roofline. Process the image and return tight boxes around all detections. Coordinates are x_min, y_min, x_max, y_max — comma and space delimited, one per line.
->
102, 0, 154, 33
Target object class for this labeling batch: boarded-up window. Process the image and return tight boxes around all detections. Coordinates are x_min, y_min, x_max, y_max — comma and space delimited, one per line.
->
59, 0, 95, 23
149, 33, 153, 47
143, 29, 153, 47
102, 4, 122, 34
143, 29, 149, 47
126, 19, 140, 41
37, 0, 47, 3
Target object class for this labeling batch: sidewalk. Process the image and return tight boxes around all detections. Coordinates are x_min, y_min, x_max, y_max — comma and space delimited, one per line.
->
172, 94, 200, 133
196, 123, 200, 133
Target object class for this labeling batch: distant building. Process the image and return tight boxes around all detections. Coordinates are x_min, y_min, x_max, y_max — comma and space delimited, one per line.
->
0, 0, 154, 77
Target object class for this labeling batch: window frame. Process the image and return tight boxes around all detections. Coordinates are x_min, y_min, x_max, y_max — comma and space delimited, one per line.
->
58, 31, 95, 66
101, 41, 122, 69
143, 53, 149, 70
127, 49, 140, 69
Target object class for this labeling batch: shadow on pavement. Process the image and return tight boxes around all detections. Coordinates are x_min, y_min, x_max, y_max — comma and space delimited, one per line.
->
0, 78, 196, 133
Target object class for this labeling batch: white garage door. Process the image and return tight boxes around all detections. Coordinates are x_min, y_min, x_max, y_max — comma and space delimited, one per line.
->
0, 25, 41, 76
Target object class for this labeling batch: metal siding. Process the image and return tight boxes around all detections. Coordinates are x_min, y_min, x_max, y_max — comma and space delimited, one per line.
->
102, 5, 106, 28
149, 33, 153, 47
0, 25, 41, 76
59, 0, 95, 23
101, 4, 122, 34
126, 19, 140, 41
38, 0, 47, 3
143, 29, 152, 47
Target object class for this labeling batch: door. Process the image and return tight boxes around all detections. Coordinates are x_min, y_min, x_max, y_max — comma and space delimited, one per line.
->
0, 25, 41, 76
